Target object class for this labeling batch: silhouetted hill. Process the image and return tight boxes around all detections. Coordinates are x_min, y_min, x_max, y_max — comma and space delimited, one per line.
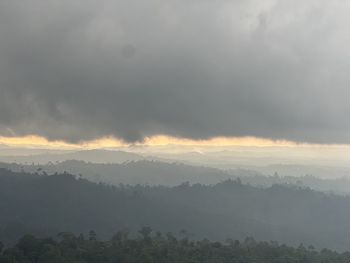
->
2, 169, 350, 250
0, 160, 231, 185
3, 160, 350, 194
2, 231, 350, 263
228, 171, 350, 195
0, 149, 145, 164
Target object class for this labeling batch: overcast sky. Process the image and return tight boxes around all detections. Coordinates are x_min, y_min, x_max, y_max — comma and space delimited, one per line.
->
0, 0, 349, 144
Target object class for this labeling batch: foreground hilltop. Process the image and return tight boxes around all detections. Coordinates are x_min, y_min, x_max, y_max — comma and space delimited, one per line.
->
1, 231, 350, 263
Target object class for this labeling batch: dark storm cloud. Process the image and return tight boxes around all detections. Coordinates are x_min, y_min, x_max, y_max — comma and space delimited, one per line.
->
0, 0, 350, 143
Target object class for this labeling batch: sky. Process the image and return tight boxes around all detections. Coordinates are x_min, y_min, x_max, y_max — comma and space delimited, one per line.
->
0, 0, 350, 148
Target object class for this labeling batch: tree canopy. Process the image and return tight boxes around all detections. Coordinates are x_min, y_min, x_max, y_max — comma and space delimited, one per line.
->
1, 230, 350, 263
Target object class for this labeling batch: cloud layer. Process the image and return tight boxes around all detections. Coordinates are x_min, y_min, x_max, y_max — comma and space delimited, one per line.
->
0, 0, 350, 143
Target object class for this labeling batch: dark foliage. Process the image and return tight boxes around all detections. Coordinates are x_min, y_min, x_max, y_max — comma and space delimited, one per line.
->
2, 230, 350, 263
2, 169, 350, 250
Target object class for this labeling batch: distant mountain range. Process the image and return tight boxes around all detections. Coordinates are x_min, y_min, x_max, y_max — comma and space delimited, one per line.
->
2, 148, 350, 179
2, 158, 350, 194
0, 159, 232, 186
0, 149, 146, 164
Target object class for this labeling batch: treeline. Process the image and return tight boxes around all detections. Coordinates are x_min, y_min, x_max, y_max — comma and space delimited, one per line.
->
0, 160, 230, 186
3, 160, 350, 194
2, 168, 350, 250
1, 230, 350, 263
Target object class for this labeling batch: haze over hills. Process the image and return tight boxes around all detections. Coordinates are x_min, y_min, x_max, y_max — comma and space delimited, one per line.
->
0, 146, 72, 157
0, 149, 146, 164
3, 159, 350, 194
2, 0, 350, 261
3, 169, 350, 251
2, 148, 350, 180
0, 160, 231, 186
244, 164, 350, 179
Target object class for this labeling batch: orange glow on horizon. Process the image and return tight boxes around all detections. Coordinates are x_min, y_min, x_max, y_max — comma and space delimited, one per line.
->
141, 135, 298, 147
0, 134, 343, 149
0, 136, 82, 149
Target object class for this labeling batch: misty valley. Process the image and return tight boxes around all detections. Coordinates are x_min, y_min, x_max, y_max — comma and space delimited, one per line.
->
2, 0, 350, 261
2, 154, 350, 262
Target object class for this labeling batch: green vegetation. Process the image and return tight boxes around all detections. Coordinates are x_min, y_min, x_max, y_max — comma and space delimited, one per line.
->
1, 230, 350, 263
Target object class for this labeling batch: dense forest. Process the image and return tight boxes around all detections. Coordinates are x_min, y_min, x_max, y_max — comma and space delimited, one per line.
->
1, 230, 350, 263
2, 168, 350, 250
0, 160, 230, 186
2, 160, 350, 194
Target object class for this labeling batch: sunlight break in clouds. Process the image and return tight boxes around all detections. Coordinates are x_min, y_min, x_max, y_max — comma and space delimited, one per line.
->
0, 135, 338, 149
0, 135, 297, 149
1, 0, 350, 144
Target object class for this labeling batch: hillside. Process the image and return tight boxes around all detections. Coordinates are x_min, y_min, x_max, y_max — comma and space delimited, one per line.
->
1, 231, 350, 263
0, 160, 231, 186
2, 169, 350, 250
3, 160, 350, 194
0, 150, 145, 164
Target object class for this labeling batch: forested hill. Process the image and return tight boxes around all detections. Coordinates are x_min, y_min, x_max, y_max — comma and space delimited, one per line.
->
0, 160, 231, 186
2, 169, 350, 250
3, 160, 350, 194
1, 231, 350, 263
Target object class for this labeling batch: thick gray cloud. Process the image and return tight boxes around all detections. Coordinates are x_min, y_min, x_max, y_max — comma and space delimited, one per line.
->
0, 0, 350, 143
